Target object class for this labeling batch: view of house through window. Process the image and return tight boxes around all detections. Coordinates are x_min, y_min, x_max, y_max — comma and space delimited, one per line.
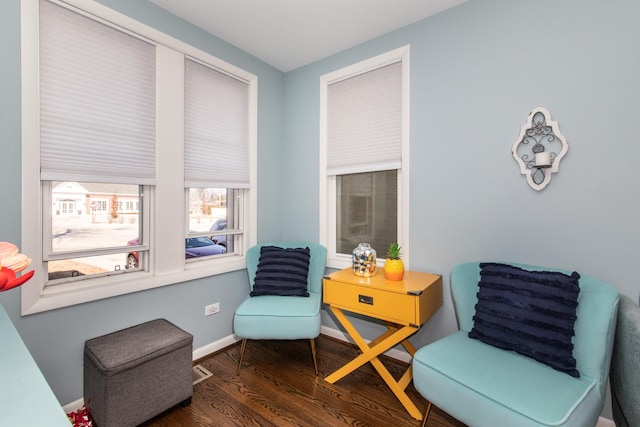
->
336, 170, 397, 255
47, 184, 239, 281
48, 182, 142, 281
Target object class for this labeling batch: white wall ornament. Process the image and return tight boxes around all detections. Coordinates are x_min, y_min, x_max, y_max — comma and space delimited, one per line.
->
511, 107, 569, 191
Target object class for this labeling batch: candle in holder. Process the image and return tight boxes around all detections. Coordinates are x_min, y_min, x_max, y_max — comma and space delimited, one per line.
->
535, 152, 551, 167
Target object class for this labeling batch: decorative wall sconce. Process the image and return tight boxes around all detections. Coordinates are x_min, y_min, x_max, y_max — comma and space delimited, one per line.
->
511, 107, 568, 191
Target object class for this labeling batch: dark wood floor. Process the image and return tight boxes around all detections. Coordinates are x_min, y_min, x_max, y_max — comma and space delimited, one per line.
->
143, 334, 466, 427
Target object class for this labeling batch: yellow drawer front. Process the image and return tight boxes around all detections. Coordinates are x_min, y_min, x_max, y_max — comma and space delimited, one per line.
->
324, 280, 417, 325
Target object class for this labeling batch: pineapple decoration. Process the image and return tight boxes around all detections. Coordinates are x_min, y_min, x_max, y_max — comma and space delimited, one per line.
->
384, 243, 404, 281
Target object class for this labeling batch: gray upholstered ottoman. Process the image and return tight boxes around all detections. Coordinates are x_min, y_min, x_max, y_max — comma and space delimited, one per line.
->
84, 319, 193, 427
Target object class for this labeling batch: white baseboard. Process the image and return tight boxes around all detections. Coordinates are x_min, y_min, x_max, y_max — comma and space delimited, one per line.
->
63, 397, 85, 415
192, 334, 242, 361
596, 417, 615, 427
192, 327, 412, 366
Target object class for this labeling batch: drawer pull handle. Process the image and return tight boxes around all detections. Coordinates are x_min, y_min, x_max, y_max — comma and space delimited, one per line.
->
358, 294, 373, 305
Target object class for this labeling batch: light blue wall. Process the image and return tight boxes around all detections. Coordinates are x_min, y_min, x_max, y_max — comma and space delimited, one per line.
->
2, 0, 639, 420
283, 1, 639, 418
0, 0, 284, 407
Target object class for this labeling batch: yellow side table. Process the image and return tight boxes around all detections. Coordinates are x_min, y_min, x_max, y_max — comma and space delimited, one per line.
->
323, 267, 443, 420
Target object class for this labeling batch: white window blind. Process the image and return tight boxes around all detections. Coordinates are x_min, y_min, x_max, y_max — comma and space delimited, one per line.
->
184, 58, 250, 188
39, 0, 156, 185
326, 61, 402, 176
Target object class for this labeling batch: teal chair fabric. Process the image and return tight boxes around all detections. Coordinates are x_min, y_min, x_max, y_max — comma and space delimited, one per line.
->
610, 294, 640, 427
412, 261, 619, 427
233, 242, 327, 374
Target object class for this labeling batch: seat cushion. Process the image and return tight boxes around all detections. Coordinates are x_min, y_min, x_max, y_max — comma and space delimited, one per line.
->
84, 319, 193, 376
234, 292, 321, 340
413, 331, 600, 427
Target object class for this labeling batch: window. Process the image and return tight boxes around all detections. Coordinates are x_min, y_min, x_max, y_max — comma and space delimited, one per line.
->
37, 0, 155, 284
186, 188, 237, 259
47, 182, 143, 281
320, 47, 410, 268
183, 58, 250, 262
336, 171, 397, 255
21, 0, 256, 314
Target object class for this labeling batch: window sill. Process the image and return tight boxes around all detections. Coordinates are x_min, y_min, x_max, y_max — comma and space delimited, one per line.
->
21, 256, 246, 315
326, 255, 388, 272
326, 256, 351, 271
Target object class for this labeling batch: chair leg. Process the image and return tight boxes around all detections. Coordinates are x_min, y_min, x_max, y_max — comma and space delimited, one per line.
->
237, 338, 247, 375
310, 338, 319, 376
421, 401, 432, 427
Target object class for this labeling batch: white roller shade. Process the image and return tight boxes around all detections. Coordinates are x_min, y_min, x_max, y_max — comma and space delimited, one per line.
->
327, 61, 402, 176
39, 0, 156, 185
184, 58, 250, 188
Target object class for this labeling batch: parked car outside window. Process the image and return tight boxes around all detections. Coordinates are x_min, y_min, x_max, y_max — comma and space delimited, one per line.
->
126, 235, 226, 268
209, 218, 227, 247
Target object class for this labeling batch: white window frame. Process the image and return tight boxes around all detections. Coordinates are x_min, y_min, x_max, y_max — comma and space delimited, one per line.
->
20, 0, 257, 315
319, 46, 410, 269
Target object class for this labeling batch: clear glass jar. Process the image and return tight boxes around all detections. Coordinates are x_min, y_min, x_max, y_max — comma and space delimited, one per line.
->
352, 243, 377, 277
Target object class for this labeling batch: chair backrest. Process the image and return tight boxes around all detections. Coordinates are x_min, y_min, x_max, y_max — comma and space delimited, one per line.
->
246, 242, 327, 294
450, 261, 619, 386
610, 294, 640, 427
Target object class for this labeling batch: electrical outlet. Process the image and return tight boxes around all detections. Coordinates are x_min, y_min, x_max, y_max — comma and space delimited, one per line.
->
204, 302, 220, 316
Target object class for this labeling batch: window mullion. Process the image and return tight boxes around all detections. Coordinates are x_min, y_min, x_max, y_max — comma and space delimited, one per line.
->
41, 181, 53, 259
154, 44, 186, 275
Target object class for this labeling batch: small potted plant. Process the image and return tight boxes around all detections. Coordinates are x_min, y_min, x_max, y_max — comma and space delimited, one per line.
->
384, 243, 404, 281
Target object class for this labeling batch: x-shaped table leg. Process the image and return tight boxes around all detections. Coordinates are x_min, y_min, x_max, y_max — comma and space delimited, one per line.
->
325, 306, 423, 420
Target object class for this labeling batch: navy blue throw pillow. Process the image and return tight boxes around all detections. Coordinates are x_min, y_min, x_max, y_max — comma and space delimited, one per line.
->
469, 262, 581, 377
250, 246, 311, 297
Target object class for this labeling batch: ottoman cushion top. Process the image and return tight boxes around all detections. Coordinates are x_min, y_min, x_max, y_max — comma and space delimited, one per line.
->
84, 319, 192, 376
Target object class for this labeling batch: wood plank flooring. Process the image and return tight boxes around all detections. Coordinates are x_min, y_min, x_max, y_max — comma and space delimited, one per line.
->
143, 334, 466, 427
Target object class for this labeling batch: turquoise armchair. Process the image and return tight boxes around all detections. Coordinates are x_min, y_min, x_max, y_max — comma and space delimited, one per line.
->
412, 261, 619, 427
233, 242, 327, 375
